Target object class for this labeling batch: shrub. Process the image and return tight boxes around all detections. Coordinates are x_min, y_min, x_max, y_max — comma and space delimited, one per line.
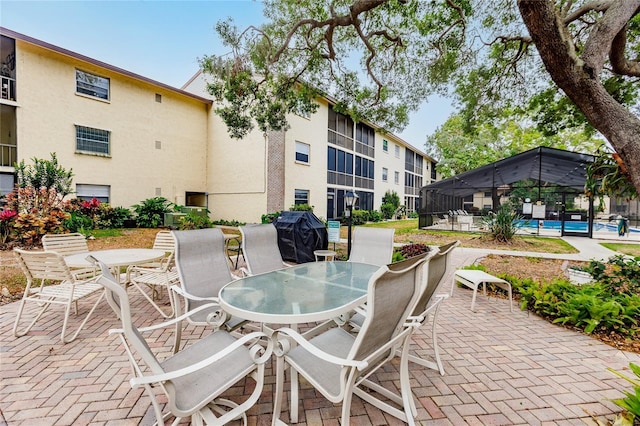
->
4, 187, 69, 246
179, 210, 213, 230
289, 203, 313, 212
382, 191, 400, 211
212, 218, 245, 227
608, 362, 640, 423
368, 210, 383, 222
262, 211, 281, 224
492, 271, 640, 338
482, 203, 521, 242
380, 203, 395, 220
349, 209, 369, 225
15, 152, 74, 197
132, 197, 173, 228
64, 210, 94, 233
97, 206, 132, 229
586, 255, 640, 295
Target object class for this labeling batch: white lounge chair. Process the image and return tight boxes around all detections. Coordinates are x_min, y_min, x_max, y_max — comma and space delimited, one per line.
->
13, 249, 104, 343
91, 257, 272, 426
126, 230, 179, 318
42, 232, 95, 277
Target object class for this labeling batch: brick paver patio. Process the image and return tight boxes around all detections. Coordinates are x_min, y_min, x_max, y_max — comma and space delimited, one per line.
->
1, 249, 638, 425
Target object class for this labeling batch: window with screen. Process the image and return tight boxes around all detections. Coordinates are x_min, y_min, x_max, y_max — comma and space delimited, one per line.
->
76, 70, 109, 100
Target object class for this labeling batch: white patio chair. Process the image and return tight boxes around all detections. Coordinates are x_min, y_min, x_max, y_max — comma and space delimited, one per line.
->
238, 223, 291, 276
272, 254, 429, 426
42, 232, 96, 277
90, 257, 272, 426
171, 228, 249, 352
13, 248, 104, 343
42, 232, 89, 256
347, 227, 395, 266
125, 230, 179, 318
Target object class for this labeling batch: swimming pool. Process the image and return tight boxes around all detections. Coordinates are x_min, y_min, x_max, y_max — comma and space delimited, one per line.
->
515, 220, 639, 234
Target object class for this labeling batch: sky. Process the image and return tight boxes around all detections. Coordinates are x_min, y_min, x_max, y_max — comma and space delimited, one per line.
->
0, 0, 454, 152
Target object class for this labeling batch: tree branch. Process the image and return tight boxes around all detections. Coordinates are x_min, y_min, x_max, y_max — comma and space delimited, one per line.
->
562, 0, 612, 24
582, 0, 640, 76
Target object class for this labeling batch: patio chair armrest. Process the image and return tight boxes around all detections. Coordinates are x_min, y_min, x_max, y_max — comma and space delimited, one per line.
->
273, 327, 368, 370
171, 285, 219, 303
129, 330, 273, 388
404, 315, 425, 326
108, 302, 224, 336
413, 293, 449, 321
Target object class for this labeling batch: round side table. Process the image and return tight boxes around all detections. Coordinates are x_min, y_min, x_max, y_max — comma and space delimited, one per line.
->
314, 249, 337, 261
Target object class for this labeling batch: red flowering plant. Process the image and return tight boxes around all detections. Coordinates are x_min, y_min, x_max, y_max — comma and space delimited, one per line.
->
4, 186, 69, 246
0, 208, 17, 244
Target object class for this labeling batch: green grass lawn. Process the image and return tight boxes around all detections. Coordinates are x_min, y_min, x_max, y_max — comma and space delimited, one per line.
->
600, 242, 640, 257
344, 219, 578, 254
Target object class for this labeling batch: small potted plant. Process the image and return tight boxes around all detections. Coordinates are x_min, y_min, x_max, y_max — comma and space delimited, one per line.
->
567, 265, 594, 284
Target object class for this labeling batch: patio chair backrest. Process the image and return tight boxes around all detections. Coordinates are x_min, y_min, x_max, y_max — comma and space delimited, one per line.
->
348, 227, 395, 267
152, 230, 175, 253
171, 228, 233, 319
42, 233, 89, 256
411, 240, 460, 317
239, 223, 286, 275
92, 259, 163, 374
350, 254, 427, 362
14, 249, 75, 282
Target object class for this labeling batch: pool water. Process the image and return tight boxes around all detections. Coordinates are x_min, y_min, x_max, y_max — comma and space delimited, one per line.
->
515, 220, 639, 234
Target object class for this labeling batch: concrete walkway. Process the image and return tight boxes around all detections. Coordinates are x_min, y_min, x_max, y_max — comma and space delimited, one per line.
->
1, 237, 638, 425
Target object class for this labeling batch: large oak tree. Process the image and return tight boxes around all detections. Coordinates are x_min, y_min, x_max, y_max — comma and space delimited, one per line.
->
202, 0, 640, 194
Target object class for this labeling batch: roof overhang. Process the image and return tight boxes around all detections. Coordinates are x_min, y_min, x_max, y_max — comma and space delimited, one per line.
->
422, 146, 596, 198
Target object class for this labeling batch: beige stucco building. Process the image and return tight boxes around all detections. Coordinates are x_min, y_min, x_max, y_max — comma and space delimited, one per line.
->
1, 27, 438, 224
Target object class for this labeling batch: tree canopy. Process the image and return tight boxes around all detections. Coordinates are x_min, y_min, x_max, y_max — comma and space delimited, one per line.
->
202, 0, 640, 196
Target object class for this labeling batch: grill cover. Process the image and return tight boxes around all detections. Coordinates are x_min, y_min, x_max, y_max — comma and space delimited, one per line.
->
273, 211, 328, 263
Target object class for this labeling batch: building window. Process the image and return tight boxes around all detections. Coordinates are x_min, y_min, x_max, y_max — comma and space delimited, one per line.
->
394, 171, 400, 184
76, 69, 109, 100
383, 139, 388, 152
155, 93, 162, 103
295, 141, 310, 163
395, 144, 400, 158
0, 173, 15, 196
382, 167, 388, 181
75, 125, 110, 155
295, 189, 309, 205
76, 184, 110, 203
354, 156, 374, 179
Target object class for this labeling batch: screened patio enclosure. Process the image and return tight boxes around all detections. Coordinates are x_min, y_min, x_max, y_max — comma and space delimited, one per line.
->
418, 146, 597, 237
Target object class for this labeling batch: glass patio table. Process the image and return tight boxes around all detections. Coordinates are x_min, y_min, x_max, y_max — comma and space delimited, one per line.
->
219, 261, 381, 324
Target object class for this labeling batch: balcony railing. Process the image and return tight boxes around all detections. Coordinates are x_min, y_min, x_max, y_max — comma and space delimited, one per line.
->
1, 76, 16, 101
0, 143, 17, 167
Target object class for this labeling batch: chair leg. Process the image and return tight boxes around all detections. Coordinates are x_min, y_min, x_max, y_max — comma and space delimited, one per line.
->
272, 356, 286, 426
13, 296, 52, 337
398, 340, 417, 426
61, 290, 105, 344
290, 368, 299, 423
